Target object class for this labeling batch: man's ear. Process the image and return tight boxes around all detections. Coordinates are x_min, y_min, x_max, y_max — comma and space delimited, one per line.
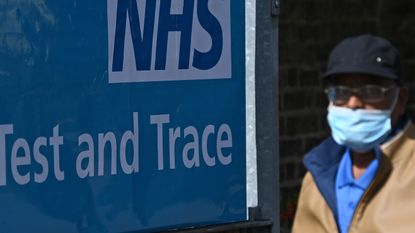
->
397, 86, 409, 115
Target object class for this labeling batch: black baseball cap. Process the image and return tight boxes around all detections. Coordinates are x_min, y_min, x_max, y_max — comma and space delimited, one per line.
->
322, 34, 402, 83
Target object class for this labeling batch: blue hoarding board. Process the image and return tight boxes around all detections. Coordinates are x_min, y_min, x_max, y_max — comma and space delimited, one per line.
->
0, 0, 246, 232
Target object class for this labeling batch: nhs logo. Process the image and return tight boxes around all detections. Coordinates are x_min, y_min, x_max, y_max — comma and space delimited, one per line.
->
107, 0, 231, 83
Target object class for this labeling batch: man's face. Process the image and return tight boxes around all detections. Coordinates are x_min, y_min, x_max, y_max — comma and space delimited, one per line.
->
328, 74, 409, 126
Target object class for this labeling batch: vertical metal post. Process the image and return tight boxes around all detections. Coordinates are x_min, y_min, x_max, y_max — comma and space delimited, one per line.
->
254, 0, 279, 233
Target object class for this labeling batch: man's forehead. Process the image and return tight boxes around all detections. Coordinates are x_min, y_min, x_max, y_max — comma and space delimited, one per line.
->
331, 74, 394, 86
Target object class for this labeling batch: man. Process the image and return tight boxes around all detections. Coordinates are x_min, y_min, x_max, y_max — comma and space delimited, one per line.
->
292, 34, 413, 233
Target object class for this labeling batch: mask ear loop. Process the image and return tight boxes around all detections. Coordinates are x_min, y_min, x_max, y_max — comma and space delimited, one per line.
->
327, 101, 339, 112
388, 87, 400, 112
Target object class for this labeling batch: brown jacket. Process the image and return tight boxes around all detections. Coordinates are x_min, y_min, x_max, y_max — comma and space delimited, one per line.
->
293, 121, 415, 233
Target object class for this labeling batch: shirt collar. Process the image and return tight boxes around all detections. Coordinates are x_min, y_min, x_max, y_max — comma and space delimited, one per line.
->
336, 147, 380, 190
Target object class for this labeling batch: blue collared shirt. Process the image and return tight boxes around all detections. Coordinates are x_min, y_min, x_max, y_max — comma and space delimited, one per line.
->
335, 148, 380, 233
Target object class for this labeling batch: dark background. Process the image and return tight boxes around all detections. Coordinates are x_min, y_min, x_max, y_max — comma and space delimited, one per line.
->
279, 0, 415, 231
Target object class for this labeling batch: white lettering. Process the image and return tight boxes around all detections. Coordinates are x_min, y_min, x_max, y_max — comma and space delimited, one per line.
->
33, 137, 49, 183
50, 125, 64, 181
0, 124, 13, 186
182, 126, 200, 168
119, 112, 139, 174
11, 138, 31, 185
150, 114, 170, 170
77, 133, 95, 178
152, 114, 233, 170
168, 127, 181, 169
202, 125, 215, 166
217, 124, 232, 165
98, 132, 117, 176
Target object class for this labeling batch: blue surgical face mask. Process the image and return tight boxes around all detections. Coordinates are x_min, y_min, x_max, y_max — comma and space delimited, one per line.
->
327, 90, 399, 152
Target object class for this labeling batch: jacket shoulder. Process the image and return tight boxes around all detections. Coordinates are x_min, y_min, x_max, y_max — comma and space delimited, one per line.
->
292, 172, 338, 233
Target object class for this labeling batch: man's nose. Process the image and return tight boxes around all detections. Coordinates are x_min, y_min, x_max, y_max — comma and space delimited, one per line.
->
346, 94, 365, 109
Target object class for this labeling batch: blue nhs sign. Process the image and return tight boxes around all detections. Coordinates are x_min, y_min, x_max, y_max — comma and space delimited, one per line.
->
107, 0, 231, 83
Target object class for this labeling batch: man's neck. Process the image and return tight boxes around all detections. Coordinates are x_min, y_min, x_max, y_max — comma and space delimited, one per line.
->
351, 151, 375, 179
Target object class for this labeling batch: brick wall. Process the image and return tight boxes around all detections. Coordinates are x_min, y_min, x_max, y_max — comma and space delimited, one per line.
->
279, 0, 415, 230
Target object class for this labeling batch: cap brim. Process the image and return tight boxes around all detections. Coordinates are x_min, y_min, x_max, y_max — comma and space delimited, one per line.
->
321, 63, 399, 80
